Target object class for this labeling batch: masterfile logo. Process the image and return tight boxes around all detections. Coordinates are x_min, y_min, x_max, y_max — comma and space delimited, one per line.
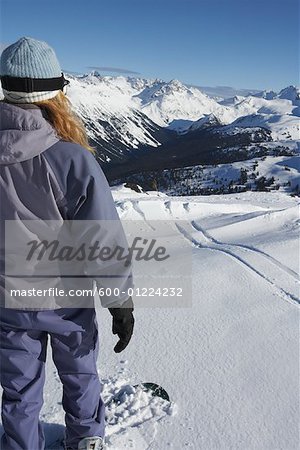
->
3, 219, 192, 309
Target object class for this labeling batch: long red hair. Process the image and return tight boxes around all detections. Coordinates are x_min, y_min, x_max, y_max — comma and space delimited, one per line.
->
34, 91, 94, 153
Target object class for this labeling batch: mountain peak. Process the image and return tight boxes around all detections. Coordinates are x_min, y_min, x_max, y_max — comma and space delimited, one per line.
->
85, 70, 102, 77
253, 90, 277, 100
169, 78, 185, 87
186, 113, 222, 132
277, 85, 300, 103
150, 79, 188, 97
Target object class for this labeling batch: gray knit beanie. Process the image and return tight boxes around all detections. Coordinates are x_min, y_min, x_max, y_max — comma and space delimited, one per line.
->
0, 37, 68, 103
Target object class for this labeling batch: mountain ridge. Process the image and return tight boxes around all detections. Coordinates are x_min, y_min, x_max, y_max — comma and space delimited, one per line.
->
65, 73, 299, 175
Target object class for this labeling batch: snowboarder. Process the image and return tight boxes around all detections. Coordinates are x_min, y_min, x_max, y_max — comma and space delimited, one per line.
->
0, 37, 135, 450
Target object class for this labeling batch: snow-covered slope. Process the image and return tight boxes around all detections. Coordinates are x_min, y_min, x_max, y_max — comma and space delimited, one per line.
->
216, 94, 299, 140
227, 112, 299, 140
3, 190, 297, 449
157, 154, 300, 196
66, 75, 165, 162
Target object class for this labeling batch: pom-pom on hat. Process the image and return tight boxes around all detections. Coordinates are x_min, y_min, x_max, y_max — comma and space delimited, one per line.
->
0, 37, 69, 103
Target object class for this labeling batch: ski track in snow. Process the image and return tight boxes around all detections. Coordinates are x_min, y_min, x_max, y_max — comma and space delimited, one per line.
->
118, 196, 299, 306
175, 221, 299, 306
162, 198, 299, 306
130, 200, 156, 231
190, 219, 299, 279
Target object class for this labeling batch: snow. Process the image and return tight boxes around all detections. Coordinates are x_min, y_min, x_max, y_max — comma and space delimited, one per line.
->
1, 190, 297, 449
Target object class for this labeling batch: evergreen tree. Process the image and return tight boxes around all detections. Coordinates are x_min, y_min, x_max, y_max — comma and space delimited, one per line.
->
256, 176, 267, 191
150, 178, 158, 191
239, 168, 248, 185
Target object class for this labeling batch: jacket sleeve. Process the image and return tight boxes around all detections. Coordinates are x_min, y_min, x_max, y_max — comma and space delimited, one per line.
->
43, 142, 134, 307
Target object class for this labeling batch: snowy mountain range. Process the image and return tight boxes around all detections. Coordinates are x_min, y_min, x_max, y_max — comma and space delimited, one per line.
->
69, 72, 300, 173
0, 71, 296, 189
66, 74, 299, 189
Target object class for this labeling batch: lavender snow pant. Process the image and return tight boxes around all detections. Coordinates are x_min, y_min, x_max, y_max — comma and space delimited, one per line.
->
0, 307, 105, 450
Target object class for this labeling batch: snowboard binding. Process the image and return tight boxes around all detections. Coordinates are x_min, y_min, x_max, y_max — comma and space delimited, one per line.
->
76, 436, 104, 450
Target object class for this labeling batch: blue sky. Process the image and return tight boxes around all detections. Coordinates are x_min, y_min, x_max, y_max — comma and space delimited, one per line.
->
0, 0, 298, 90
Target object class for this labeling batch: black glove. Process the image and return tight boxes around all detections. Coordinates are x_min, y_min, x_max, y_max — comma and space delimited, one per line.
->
108, 296, 134, 353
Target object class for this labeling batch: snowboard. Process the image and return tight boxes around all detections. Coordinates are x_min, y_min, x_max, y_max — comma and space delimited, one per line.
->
45, 382, 170, 450
108, 382, 170, 406
136, 382, 170, 401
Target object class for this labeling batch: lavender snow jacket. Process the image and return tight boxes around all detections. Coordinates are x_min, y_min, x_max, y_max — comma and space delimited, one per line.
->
0, 102, 133, 309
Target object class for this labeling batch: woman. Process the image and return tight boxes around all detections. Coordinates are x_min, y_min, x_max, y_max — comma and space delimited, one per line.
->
0, 37, 134, 450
